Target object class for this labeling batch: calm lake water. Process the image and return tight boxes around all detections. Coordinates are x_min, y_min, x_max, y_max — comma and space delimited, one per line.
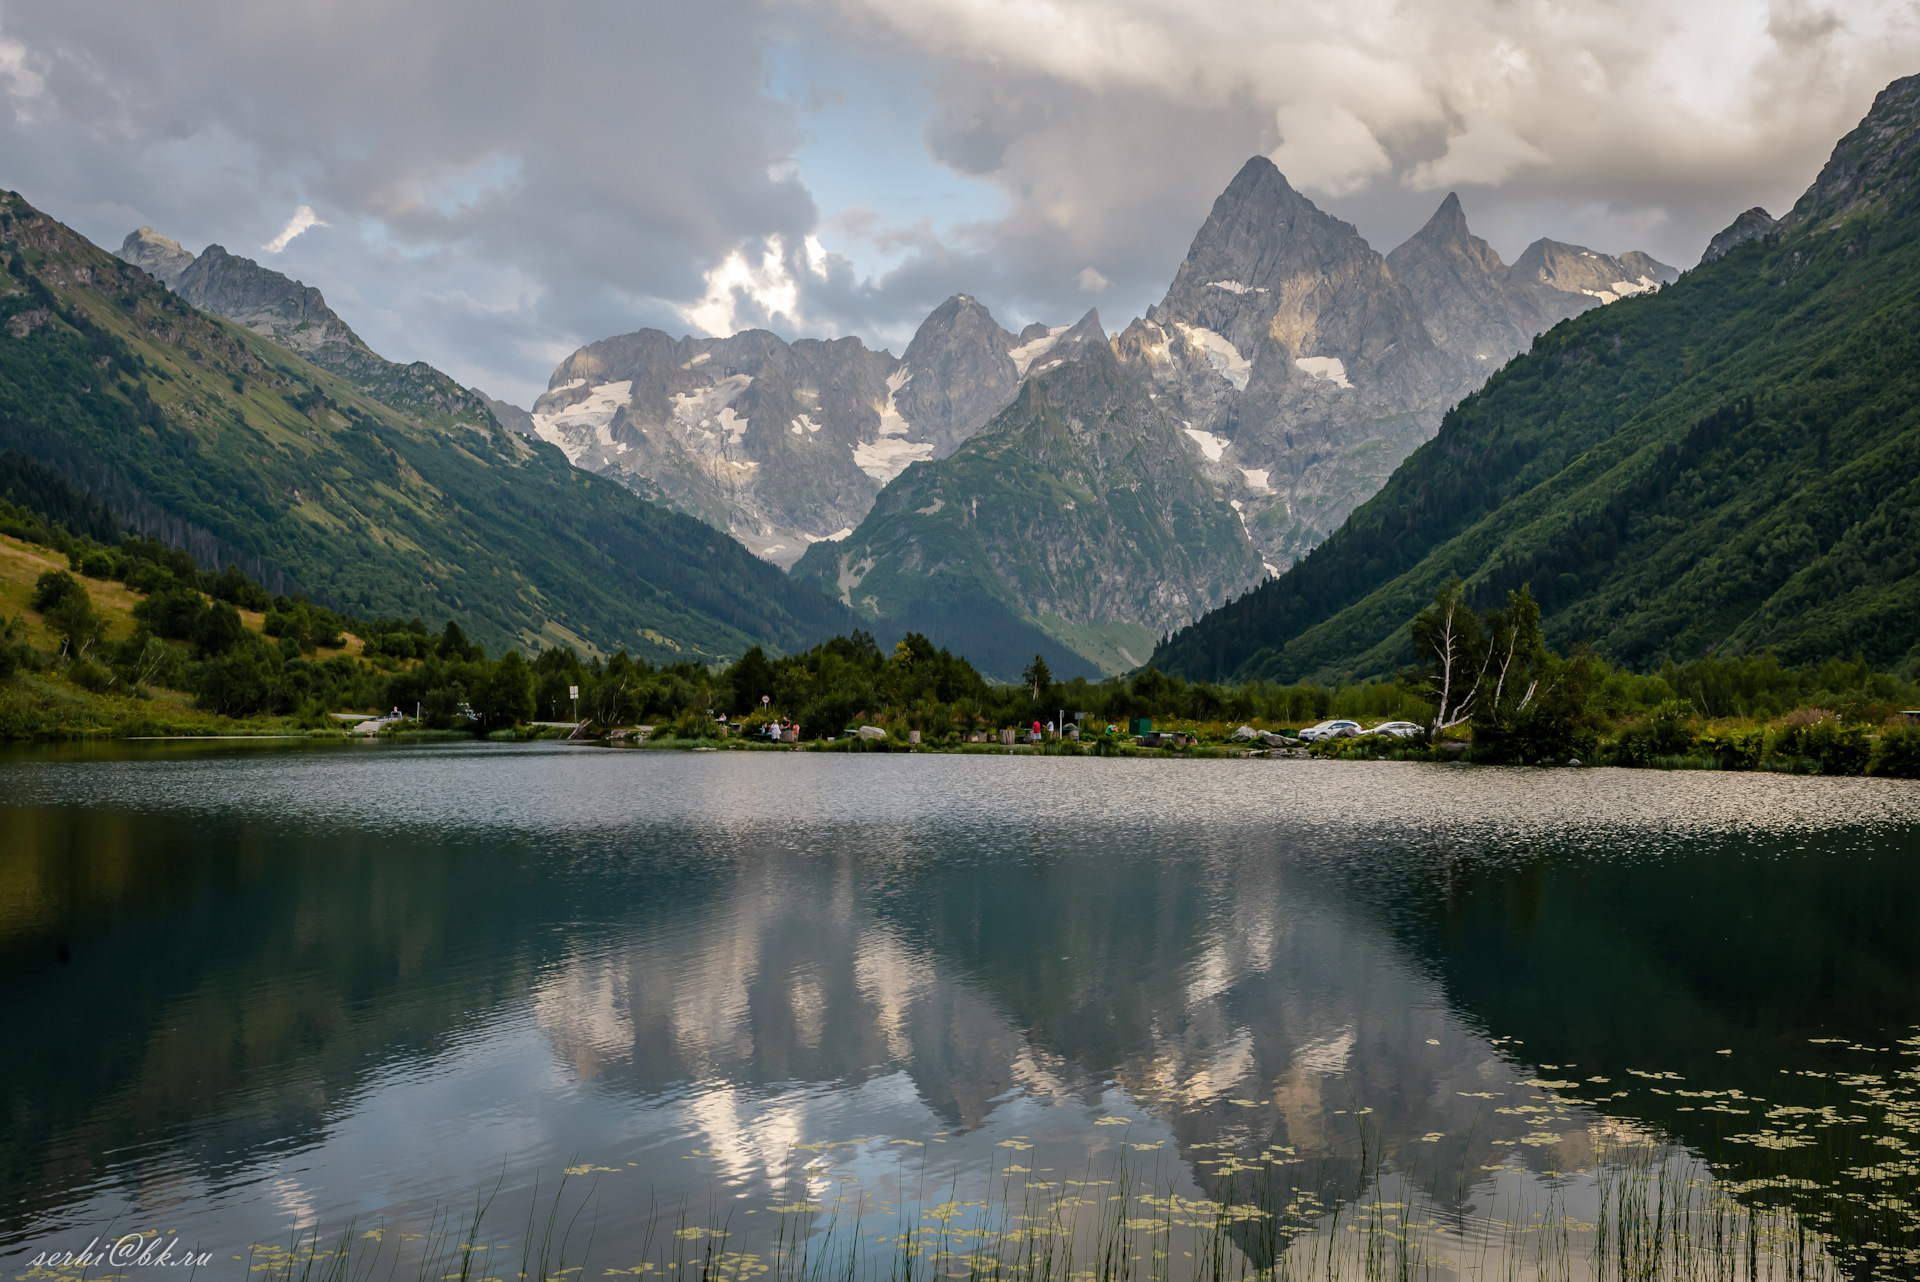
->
2, 743, 1917, 1279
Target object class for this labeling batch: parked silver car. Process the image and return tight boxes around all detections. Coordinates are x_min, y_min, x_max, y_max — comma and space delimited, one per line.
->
1298, 719, 1362, 742
1368, 721, 1427, 739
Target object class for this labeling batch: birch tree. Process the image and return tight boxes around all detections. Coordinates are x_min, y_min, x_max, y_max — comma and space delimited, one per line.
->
1411, 579, 1486, 734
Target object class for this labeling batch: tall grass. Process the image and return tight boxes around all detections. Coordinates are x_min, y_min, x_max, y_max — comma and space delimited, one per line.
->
207, 1132, 1897, 1282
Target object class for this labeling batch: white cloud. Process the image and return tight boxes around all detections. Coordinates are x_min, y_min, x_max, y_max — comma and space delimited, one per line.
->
3, 0, 1917, 400
1406, 114, 1549, 190
0, 30, 45, 120
263, 205, 328, 253
1269, 102, 1391, 196
682, 235, 802, 337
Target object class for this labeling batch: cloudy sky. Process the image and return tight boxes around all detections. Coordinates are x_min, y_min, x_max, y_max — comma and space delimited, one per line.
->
2, 0, 1915, 405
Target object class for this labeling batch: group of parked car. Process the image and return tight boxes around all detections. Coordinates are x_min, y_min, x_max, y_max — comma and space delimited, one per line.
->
1295, 719, 1427, 742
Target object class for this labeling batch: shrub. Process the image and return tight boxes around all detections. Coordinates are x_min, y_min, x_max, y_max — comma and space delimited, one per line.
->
30, 569, 80, 612
78, 551, 114, 579
1698, 728, 1765, 770
1867, 728, 1920, 779
190, 601, 245, 657
66, 658, 112, 692
1611, 701, 1695, 765
134, 587, 207, 640
665, 708, 726, 740
122, 561, 177, 594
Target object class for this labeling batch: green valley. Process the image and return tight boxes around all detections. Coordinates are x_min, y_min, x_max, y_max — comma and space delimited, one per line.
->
0, 190, 851, 663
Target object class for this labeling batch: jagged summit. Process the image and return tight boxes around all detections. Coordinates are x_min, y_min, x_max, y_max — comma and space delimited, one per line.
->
115, 231, 498, 429
1402, 191, 1477, 250
896, 294, 1021, 457
1386, 191, 1522, 367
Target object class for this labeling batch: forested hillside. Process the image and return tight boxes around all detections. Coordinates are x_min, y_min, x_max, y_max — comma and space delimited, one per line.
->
0, 190, 851, 662
1152, 73, 1920, 685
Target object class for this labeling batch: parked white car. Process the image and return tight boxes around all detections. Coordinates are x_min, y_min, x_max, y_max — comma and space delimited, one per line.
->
1298, 719, 1362, 742
1368, 721, 1427, 739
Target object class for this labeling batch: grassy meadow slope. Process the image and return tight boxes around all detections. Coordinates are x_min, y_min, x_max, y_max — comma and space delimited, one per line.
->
0, 190, 851, 663
1152, 73, 1920, 685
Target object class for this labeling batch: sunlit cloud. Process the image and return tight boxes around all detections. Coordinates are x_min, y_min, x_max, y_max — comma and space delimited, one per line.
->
263, 205, 329, 253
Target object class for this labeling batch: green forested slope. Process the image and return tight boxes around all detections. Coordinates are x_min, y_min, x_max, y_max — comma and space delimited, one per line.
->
0, 189, 850, 661
791, 350, 1261, 682
1152, 72, 1920, 684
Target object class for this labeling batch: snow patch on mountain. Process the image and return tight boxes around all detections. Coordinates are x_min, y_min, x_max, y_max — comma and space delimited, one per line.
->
1240, 468, 1270, 490
1206, 280, 1267, 295
531, 380, 633, 461
1293, 356, 1353, 389
1182, 425, 1230, 461
858, 371, 934, 482
1175, 324, 1252, 392
670, 374, 753, 436
853, 437, 935, 483
1009, 325, 1069, 377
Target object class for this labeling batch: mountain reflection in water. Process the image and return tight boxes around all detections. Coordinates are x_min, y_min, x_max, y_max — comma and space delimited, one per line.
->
1, 744, 1915, 1276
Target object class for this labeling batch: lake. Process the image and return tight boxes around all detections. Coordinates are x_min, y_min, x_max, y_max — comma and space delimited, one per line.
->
2, 743, 1917, 1281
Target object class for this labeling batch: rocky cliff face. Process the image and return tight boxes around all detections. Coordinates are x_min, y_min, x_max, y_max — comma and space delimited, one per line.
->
1110, 159, 1677, 572
1783, 71, 1920, 227
791, 345, 1263, 679
529, 327, 897, 566
1109, 158, 1462, 573
892, 294, 1020, 457
115, 234, 499, 430
1385, 192, 1534, 370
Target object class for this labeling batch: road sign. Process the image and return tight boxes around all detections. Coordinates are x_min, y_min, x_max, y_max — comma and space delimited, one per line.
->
569, 685, 579, 699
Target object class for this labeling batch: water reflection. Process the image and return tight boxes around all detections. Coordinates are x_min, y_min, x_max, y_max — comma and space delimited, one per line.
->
0, 746, 1915, 1276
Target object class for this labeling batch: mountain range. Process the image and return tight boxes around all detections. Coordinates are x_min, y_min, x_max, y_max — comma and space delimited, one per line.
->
475, 169, 1670, 676
2, 196, 852, 662
1152, 71, 1920, 684
59, 94, 1911, 691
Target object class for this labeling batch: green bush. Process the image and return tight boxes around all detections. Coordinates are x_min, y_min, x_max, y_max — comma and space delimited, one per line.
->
1611, 701, 1695, 766
66, 658, 111, 692
29, 569, 80, 612
78, 550, 113, 578
1778, 720, 1873, 775
1698, 728, 1766, 770
664, 708, 726, 739
1867, 728, 1920, 779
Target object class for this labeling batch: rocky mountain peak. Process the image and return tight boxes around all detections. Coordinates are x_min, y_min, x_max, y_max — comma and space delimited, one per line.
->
1397, 192, 1498, 268
895, 293, 1020, 458
1786, 72, 1920, 228
119, 228, 495, 431
116, 227, 196, 285
1507, 239, 1677, 306
1701, 207, 1779, 263
172, 245, 357, 355
1385, 193, 1516, 366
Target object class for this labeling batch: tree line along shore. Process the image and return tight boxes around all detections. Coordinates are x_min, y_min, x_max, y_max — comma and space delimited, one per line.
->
2, 507, 1916, 776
